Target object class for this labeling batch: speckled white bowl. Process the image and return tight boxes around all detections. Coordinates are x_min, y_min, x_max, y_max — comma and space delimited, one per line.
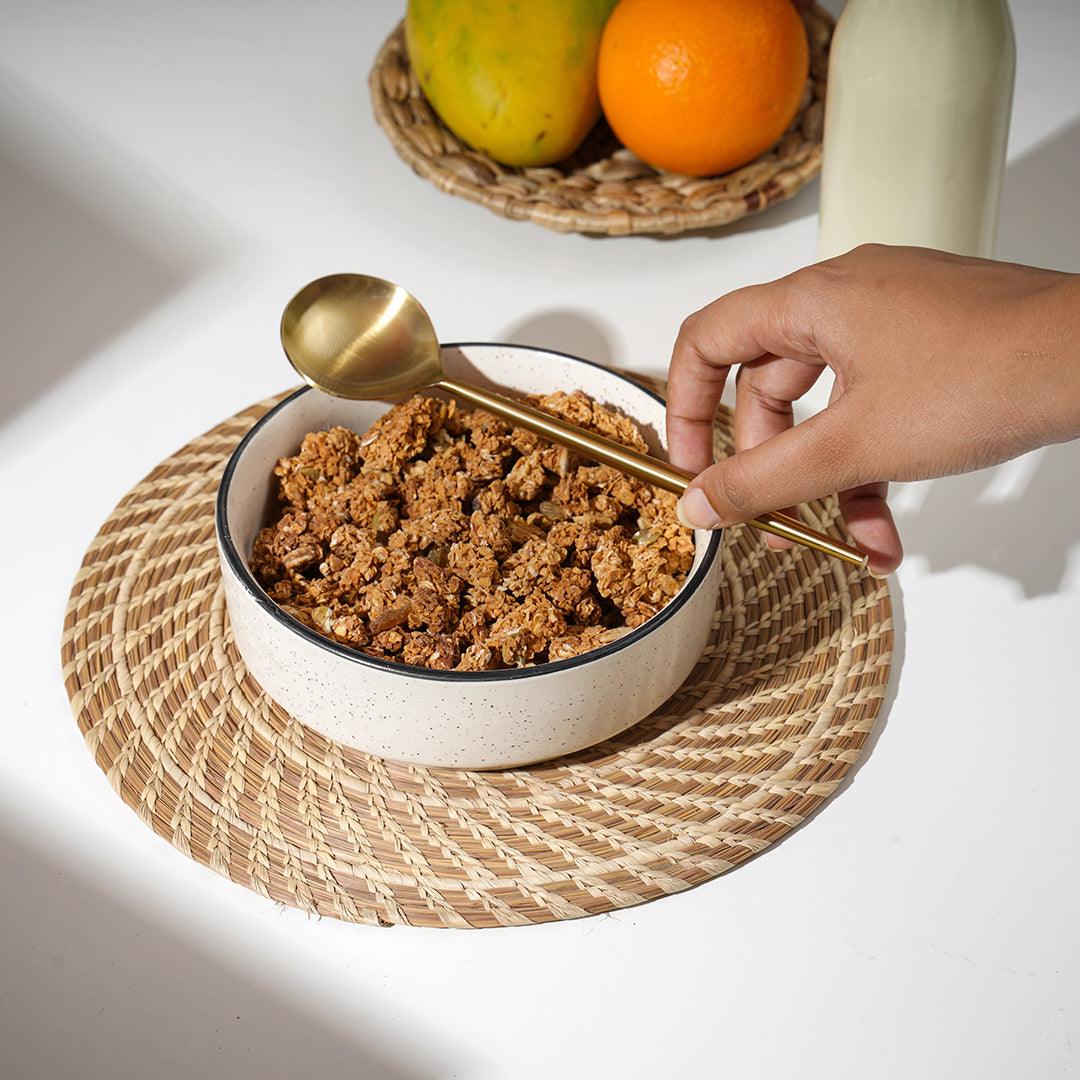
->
216, 343, 722, 770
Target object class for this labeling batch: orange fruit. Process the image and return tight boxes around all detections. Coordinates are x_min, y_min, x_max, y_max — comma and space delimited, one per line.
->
597, 0, 809, 176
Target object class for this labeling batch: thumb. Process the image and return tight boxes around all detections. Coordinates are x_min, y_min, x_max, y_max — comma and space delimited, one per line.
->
675, 405, 862, 530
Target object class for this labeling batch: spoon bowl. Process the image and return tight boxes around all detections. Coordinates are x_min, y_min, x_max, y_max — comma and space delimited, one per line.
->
281, 274, 442, 400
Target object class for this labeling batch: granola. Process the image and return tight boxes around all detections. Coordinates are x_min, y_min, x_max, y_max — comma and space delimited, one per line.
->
250, 390, 695, 671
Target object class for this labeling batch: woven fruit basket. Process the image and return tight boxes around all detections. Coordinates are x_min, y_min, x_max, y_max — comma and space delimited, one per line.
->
369, 5, 832, 237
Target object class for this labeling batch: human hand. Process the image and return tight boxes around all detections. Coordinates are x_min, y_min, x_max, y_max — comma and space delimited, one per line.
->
666, 245, 1080, 575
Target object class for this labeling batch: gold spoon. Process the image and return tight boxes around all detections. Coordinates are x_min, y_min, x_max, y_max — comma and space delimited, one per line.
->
280, 274, 867, 569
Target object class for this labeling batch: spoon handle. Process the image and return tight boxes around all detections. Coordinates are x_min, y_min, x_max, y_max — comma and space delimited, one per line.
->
436, 378, 868, 570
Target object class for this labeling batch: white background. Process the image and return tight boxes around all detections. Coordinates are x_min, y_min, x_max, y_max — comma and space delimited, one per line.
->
1, 1, 1078, 1077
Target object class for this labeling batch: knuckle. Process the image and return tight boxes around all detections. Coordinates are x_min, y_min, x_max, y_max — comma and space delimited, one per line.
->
739, 372, 794, 419
676, 310, 702, 344
768, 270, 831, 354
796, 260, 841, 295
672, 314, 704, 370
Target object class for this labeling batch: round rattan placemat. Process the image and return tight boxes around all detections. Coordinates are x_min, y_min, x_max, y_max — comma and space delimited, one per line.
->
369, 7, 833, 237
61, 389, 892, 929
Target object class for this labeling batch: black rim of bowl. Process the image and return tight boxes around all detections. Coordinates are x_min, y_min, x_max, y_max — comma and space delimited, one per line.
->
215, 342, 723, 683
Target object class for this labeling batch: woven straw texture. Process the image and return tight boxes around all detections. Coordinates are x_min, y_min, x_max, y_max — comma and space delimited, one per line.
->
369, 7, 832, 237
62, 387, 892, 928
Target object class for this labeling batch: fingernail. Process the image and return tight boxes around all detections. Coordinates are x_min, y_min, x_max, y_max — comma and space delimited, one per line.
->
869, 569, 890, 580
676, 488, 722, 530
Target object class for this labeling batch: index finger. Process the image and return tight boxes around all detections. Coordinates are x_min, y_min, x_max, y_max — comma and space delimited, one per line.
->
665, 276, 817, 473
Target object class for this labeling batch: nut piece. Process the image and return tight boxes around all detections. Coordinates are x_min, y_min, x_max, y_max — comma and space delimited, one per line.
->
369, 599, 412, 634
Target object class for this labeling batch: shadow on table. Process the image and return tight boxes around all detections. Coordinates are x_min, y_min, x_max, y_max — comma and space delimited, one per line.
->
0, 70, 221, 430
501, 308, 617, 369
997, 116, 1080, 272
893, 441, 1080, 599
0, 827, 452, 1080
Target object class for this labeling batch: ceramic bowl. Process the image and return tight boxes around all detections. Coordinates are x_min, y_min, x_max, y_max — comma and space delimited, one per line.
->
216, 343, 722, 769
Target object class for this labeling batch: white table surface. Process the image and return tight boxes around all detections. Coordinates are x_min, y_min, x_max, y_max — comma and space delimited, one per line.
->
2, 2, 1078, 1077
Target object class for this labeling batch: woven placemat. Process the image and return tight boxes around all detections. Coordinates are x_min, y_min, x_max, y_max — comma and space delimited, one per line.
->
369, 7, 832, 237
61, 389, 892, 928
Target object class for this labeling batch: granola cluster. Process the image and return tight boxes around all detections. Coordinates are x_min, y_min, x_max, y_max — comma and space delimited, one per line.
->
250, 391, 695, 672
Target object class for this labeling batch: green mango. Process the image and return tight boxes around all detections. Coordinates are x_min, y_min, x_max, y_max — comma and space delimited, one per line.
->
405, 0, 618, 167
